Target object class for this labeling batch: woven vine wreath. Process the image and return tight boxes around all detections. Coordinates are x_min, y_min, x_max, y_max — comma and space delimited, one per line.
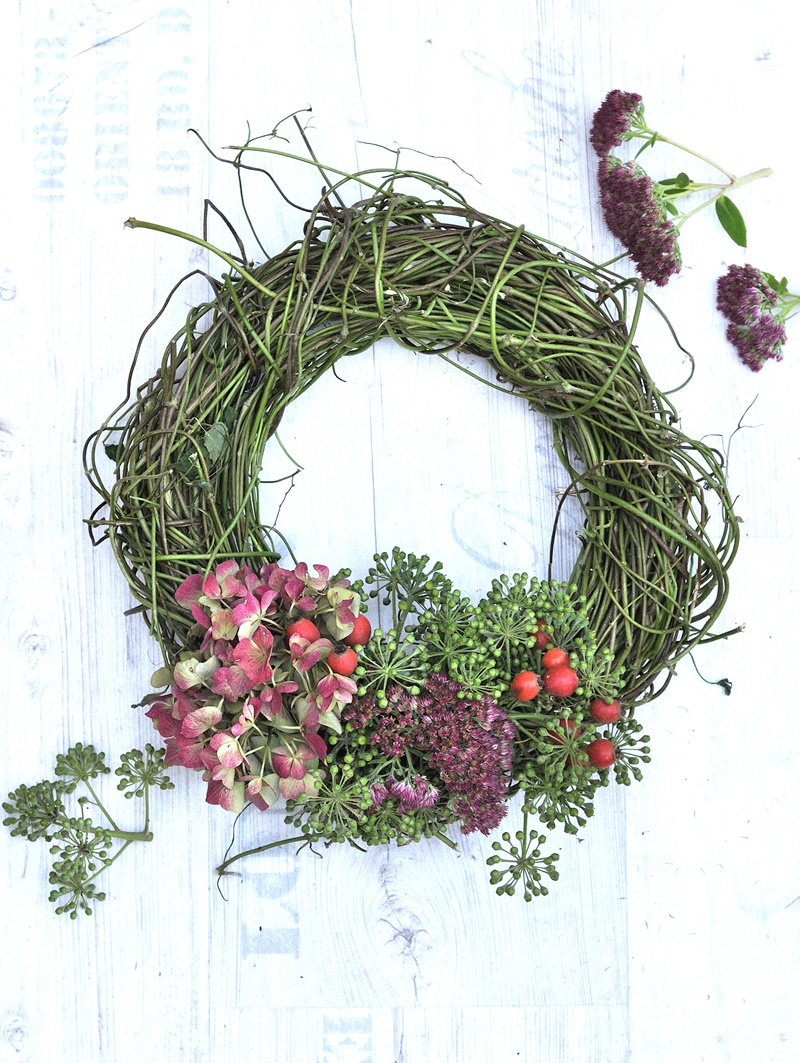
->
84, 131, 739, 899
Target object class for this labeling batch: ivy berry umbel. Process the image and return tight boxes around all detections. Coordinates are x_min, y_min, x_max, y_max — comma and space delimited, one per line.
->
3, 743, 173, 917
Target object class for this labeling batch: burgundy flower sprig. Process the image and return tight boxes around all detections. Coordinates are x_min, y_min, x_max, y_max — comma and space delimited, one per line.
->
716, 264, 799, 371
590, 89, 771, 285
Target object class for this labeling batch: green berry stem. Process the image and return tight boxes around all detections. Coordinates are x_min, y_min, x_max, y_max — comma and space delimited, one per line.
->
4, 743, 173, 916
82, 778, 120, 832
105, 828, 154, 842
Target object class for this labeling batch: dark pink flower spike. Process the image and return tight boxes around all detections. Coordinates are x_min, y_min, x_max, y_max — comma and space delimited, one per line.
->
343, 672, 515, 836
589, 89, 643, 156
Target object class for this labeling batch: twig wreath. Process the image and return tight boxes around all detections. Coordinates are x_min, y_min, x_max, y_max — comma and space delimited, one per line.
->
5, 118, 741, 914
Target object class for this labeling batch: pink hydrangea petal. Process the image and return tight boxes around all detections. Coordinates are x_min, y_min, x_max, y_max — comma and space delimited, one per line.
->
231, 591, 260, 627
181, 704, 223, 738
210, 732, 244, 769
175, 734, 207, 770
294, 562, 329, 590
231, 627, 274, 685
210, 665, 253, 702
208, 779, 245, 812
175, 573, 203, 605
278, 776, 308, 800
210, 608, 237, 641
304, 731, 328, 761
271, 749, 292, 779
202, 572, 222, 599
190, 603, 211, 629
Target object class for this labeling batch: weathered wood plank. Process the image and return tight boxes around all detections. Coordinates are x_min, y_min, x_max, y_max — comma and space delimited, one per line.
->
2, 2, 799, 1062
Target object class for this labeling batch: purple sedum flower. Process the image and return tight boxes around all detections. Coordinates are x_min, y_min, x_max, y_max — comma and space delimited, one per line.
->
598, 156, 682, 286
716, 264, 794, 371
344, 672, 515, 835
590, 89, 643, 156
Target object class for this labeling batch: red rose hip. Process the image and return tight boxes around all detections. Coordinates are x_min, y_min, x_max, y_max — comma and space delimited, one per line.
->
343, 614, 372, 647
587, 738, 616, 769
510, 671, 541, 701
543, 665, 579, 697
328, 645, 358, 676
542, 647, 569, 670
286, 618, 321, 643
589, 698, 621, 724
531, 622, 550, 650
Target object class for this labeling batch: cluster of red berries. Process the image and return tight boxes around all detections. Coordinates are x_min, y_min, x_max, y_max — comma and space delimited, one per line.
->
509, 623, 621, 771
285, 613, 372, 676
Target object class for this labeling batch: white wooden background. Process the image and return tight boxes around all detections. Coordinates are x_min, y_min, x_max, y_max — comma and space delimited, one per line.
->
1, 2, 798, 1061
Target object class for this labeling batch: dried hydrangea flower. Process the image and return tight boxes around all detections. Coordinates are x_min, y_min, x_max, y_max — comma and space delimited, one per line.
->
716, 264, 799, 371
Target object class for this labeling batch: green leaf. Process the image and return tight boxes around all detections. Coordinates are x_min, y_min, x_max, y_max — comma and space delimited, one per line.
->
104, 442, 123, 462
763, 271, 788, 295
150, 666, 173, 688
174, 452, 198, 477
715, 196, 747, 248
633, 132, 658, 160
665, 201, 680, 216
657, 173, 692, 191
202, 422, 229, 465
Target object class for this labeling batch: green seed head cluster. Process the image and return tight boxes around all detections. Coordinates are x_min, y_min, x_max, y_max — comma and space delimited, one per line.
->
4, 745, 170, 917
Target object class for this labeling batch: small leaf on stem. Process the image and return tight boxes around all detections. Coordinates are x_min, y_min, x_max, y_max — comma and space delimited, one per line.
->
715, 196, 747, 248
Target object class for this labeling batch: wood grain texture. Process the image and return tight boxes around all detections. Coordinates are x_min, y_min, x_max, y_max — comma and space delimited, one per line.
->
1, 1, 799, 1061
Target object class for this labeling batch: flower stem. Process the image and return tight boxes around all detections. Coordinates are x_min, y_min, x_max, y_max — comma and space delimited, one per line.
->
432, 829, 459, 851
124, 219, 278, 300
215, 834, 310, 875
675, 168, 773, 230
649, 132, 737, 181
